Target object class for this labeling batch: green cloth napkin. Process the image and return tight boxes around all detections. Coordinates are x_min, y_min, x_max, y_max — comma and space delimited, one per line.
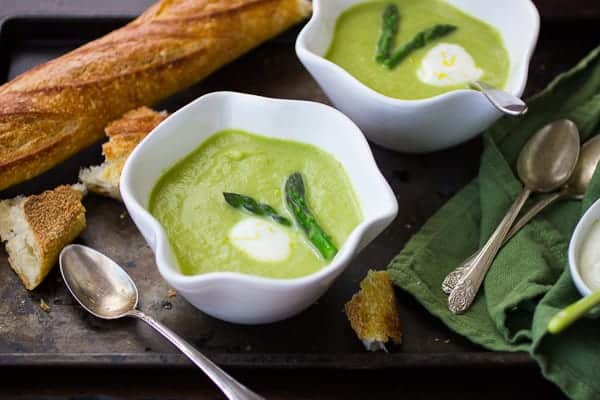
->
388, 45, 600, 400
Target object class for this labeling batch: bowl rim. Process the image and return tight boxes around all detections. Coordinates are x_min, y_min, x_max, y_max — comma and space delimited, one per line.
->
295, 0, 540, 106
120, 91, 398, 291
568, 198, 600, 297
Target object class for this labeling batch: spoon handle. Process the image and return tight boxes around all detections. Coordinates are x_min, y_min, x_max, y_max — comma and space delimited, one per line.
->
129, 310, 265, 400
448, 188, 531, 313
470, 80, 528, 116
547, 290, 600, 334
441, 192, 563, 294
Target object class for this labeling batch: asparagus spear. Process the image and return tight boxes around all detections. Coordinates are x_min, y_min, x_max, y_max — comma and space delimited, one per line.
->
223, 192, 291, 226
384, 24, 457, 69
285, 173, 338, 260
375, 4, 400, 64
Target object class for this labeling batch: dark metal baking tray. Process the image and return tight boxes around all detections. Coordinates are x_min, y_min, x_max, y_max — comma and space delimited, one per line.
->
0, 15, 596, 369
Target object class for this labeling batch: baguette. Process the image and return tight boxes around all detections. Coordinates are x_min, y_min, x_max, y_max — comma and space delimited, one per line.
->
0, 185, 86, 290
79, 107, 168, 200
0, 0, 311, 190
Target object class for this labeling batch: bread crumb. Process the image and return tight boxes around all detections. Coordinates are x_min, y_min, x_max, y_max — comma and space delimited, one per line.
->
345, 270, 402, 352
40, 298, 51, 313
167, 289, 177, 298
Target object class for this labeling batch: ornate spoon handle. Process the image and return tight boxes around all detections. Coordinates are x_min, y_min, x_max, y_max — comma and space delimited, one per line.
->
441, 192, 563, 294
448, 189, 531, 313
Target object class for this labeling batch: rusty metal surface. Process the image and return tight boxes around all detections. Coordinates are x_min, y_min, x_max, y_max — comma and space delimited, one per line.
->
0, 15, 597, 369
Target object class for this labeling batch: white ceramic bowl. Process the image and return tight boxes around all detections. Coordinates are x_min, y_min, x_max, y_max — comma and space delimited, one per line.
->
120, 92, 398, 324
296, 0, 540, 153
568, 198, 600, 297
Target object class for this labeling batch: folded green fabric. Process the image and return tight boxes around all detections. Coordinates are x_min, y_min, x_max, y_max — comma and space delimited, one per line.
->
388, 45, 600, 400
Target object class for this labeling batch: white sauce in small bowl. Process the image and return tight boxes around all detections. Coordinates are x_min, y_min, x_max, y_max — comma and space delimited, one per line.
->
579, 220, 600, 291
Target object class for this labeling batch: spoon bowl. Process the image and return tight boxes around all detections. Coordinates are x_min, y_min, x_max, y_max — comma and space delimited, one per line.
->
517, 119, 580, 192
564, 134, 600, 198
60, 244, 138, 319
59, 244, 264, 400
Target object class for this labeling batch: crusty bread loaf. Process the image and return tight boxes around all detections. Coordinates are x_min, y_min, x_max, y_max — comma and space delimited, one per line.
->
345, 270, 402, 351
80, 107, 168, 200
0, 185, 86, 290
0, 0, 311, 191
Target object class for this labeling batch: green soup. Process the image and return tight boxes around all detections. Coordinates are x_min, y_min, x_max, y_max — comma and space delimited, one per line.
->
325, 0, 510, 99
149, 130, 362, 279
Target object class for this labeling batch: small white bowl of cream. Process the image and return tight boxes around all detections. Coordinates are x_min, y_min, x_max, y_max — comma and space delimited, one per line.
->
547, 198, 600, 333
569, 198, 600, 297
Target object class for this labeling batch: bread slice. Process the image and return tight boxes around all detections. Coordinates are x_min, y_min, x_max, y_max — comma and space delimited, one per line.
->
79, 107, 168, 200
0, 185, 86, 290
345, 270, 402, 351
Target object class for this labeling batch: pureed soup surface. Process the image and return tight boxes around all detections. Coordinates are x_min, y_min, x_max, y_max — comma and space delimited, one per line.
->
326, 0, 510, 100
149, 130, 362, 279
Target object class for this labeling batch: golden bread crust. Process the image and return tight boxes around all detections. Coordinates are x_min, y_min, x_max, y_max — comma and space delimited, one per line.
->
345, 270, 402, 349
102, 106, 168, 162
0, 0, 311, 190
78, 107, 168, 200
23, 185, 86, 283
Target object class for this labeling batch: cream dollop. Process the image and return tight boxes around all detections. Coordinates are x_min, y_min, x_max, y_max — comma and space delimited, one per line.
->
228, 218, 290, 262
417, 43, 483, 87
579, 220, 600, 291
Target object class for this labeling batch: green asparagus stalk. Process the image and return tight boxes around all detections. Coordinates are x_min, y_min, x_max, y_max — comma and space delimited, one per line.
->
223, 192, 291, 226
375, 4, 400, 64
285, 173, 338, 260
547, 290, 600, 334
384, 24, 457, 69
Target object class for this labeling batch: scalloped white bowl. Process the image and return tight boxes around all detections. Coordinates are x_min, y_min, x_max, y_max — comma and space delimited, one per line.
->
296, 0, 540, 153
120, 92, 398, 324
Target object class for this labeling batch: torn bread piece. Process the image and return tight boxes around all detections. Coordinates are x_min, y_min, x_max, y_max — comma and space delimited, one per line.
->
0, 185, 86, 290
79, 107, 168, 200
345, 270, 402, 352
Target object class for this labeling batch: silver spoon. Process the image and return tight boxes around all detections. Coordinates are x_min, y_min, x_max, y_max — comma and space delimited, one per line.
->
448, 120, 580, 314
59, 244, 264, 400
470, 81, 528, 116
442, 131, 599, 294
